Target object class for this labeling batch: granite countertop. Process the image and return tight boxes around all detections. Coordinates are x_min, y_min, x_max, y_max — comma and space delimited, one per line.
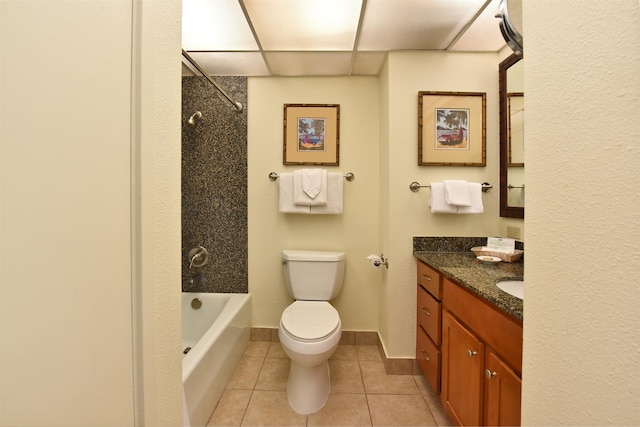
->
414, 250, 524, 321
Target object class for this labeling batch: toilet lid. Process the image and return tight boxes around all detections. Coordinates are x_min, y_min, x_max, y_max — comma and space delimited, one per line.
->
281, 301, 340, 340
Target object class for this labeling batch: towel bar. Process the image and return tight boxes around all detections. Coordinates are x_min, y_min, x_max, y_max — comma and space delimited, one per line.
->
409, 181, 493, 193
269, 172, 355, 182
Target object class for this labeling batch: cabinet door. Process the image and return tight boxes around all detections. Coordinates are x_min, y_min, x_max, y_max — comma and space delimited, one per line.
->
483, 350, 522, 426
441, 311, 484, 426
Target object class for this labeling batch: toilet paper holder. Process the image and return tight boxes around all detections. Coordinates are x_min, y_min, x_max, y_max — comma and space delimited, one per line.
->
367, 253, 389, 269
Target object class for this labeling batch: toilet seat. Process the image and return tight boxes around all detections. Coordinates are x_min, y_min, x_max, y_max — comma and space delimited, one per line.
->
281, 301, 340, 342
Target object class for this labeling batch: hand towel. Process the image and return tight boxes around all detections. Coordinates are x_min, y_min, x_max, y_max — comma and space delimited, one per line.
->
279, 172, 310, 214
293, 169, 328, 206
310, 173, 343, 214
456, 182, 484, 214
443, 179, 472, 206
429, 182, 458, 213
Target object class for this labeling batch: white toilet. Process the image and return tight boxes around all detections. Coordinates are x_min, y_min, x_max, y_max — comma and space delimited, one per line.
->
278, 249, 345, 415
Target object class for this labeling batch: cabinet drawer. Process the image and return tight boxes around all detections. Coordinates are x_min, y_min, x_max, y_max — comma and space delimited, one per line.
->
417, 261, 441, 299
416, 326, 441, 394
417, 285, 441, 345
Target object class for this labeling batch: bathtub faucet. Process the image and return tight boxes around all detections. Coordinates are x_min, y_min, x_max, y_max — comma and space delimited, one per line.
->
187, 245, 209, 268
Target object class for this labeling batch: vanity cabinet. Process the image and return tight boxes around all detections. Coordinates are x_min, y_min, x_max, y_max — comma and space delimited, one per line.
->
441, 277, 523, 427
416, 261, 442, 393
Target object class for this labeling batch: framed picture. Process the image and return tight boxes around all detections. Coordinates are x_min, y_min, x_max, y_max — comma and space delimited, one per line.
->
418, 91, 486, 166
283, 104, 340, 165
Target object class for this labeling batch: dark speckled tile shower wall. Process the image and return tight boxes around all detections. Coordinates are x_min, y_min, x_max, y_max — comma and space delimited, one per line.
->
182, 76, 248, 293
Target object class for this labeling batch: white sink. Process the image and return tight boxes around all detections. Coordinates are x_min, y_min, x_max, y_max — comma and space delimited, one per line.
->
496, 280, 524, 300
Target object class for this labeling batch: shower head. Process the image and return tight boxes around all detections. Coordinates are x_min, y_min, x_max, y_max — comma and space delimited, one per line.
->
187, 111, 203, 128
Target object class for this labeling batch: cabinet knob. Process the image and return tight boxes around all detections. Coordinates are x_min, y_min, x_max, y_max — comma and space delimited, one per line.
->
421, 307, 431, 316
421, 274, 432, 281
420, 350, 430, 361
467, 349, 478, 358
485, 369, 497, 379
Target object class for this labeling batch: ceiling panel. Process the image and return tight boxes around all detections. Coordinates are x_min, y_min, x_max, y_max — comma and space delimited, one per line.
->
351, 52, 387, 75
358, 0, 488, 50
188, 52, 270, 76
450, 0, 505, 52
244, 0, 363, 51
265, 52, 353, 76
182, 0, 258, 50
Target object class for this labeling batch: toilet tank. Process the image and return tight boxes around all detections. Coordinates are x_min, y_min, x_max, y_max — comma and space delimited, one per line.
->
282, 250, 346, 301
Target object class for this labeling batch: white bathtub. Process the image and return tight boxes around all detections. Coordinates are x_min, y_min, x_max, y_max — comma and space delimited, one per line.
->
182, 292, 251, 427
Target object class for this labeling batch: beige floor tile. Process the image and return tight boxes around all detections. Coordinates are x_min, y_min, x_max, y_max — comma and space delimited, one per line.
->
243, 341, 270, 358
329, 359, 365, 394
360, 360, 420, 394
308, 393, 372, 427
226, 357, 265, 390
255, 356, 290, 391
266, 342, 287, 358
367, 394, 437, 426
413, 375, 452, 426
356, 345, 382, 361
330, 344, 358, 360
241, 390, 307, 427
207, 389, 252, 427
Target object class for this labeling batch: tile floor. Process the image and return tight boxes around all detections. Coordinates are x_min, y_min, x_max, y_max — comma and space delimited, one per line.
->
206, 341, 452, 426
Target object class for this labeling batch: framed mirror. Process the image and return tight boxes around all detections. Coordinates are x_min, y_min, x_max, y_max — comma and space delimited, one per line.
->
499, 53, 524, 218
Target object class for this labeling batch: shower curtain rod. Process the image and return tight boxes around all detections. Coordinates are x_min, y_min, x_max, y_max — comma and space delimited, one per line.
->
181, 49, 243, 112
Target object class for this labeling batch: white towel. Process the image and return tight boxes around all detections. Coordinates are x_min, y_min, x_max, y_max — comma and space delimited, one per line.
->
279, 172, 310, 213
310, 173, 343, 214
429, 182, 458, 213
293, 169, 327, 206
443, 180, 472, 206
457, 182, 484, 214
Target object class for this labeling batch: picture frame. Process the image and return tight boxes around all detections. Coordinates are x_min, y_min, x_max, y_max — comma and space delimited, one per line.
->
283, 104, 340, 165
418, 91, 486, 166
507, 92, 524, 166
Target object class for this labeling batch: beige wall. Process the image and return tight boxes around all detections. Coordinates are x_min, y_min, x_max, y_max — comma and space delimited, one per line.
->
522, 1, 640, 425
248, 77, 382, 331
381, 51, 503, 357
0, 1, 182, 425
247, 51, 507, 358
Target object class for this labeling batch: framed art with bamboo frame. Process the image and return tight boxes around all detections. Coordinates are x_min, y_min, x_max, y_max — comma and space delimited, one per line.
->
283, 103, 340, 165
418, 91, 486, 166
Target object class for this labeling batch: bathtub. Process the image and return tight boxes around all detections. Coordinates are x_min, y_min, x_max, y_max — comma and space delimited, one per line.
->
182, 292, 251, 427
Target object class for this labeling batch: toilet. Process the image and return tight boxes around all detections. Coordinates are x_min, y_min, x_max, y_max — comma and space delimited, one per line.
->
278, 249, 346, 415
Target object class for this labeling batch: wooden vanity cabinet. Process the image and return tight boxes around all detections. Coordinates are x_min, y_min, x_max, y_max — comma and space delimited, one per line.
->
416, 261, 442, 393
441, 277, 523, 427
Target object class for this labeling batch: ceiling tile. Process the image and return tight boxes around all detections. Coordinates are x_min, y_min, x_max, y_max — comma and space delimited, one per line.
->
244, 0, 363, 50
449, 0, 506, 52
182, 0, 258, 50
265, 52, 353, 76
358, 0, 488, 50
187, 52, 270, 76
351, 52, 387, 75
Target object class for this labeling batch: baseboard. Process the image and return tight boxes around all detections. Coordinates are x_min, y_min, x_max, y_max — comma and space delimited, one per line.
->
250, 328, 416, 375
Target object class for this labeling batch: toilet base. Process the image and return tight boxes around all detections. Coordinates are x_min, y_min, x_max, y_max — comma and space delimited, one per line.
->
286, 359, 331, 415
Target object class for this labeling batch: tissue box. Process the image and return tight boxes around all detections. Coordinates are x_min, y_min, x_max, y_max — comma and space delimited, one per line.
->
471, 247, 523, 263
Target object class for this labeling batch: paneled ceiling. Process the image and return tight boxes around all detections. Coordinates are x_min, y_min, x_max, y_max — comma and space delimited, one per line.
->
182, 0, 508, 77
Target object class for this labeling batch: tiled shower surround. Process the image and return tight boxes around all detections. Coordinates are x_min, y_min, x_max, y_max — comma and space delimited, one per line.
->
182, 76, 248, 293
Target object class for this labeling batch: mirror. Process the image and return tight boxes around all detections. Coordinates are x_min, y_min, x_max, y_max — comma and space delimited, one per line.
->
499, 53, 524, 218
